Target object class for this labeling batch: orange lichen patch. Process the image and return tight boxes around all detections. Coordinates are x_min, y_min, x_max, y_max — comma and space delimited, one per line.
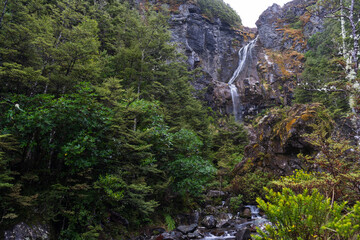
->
300, 12, 311, 25
277, 26, 307, 50
300, 113, 313, 121
265, 49, 304, 80
286, 117, 297, 132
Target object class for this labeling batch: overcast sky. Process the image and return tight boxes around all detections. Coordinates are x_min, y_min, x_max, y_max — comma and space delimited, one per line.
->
223, 0, 291, 28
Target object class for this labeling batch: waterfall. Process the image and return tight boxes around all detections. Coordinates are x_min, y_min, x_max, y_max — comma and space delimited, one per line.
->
228, 36, 258, 121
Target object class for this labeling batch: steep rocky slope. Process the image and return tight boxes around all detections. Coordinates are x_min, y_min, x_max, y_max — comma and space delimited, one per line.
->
163, 0, 326, 120
167, 2, 254, 113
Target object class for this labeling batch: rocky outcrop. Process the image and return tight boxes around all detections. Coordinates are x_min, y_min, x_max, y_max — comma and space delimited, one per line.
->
236, 103, 333, 175
250, 0, 327, 114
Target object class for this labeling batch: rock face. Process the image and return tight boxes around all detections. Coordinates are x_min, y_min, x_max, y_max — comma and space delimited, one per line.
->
169, 3, 247, 84
167, 1, 258, 115
133, 0, 328, 120
173, 0, 327, 120
256, 0, 326, 51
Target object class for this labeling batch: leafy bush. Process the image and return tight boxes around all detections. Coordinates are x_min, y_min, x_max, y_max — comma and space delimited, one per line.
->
272, 125, 360, 204
168, 155, 216, 197
229, 170, 273, 204
326, 201, 360, 239
254, 188, 346, 240
164, 214, 176, 231
197, 0, 241, 27
229, 194, 243, 213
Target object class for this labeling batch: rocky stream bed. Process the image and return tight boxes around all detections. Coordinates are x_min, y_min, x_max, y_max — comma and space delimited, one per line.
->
135, 191, 271, 240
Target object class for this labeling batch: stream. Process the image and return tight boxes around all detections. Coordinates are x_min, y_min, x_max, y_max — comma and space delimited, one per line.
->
198, 205, 270, 240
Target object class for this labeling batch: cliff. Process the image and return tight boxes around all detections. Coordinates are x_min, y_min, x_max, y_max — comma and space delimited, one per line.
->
163, 0, 326, 120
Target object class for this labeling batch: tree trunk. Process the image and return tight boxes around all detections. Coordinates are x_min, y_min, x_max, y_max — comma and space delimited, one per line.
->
0, 0, 8, 29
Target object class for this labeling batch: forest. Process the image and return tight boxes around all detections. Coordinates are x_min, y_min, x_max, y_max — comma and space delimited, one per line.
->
0, 0, 360, 239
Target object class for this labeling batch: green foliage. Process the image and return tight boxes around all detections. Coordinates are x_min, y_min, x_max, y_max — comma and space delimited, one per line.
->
196, 0, 242, 27
0, 0, 101, 94
255, 188, 360, 240
0, 134, 18, 227
229, 169, 273, 203
326, 202, 360, 239
172, 129, 203, 156
1, 86, 110, 173
229, 194, 243, 213
164, 214, 176, 231
168, 155, 216, 197
254, 188, 346, 240
212, 120, 248, 172
272, 125, 360, 203
0, 0, 245, 237
294, 20, 349, 117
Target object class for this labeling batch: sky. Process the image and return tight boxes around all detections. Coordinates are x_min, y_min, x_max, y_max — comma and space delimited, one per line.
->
223, 0, 291, 28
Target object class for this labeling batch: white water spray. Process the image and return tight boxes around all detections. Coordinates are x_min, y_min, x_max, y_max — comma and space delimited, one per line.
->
228, 37, 258, 121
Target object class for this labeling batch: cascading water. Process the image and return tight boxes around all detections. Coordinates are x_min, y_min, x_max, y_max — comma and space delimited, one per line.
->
228, 36, 258, 121
200, 205, 270, 240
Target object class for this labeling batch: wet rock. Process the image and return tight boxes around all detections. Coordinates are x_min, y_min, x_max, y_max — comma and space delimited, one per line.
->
256, 4, 282, 50
201, 215, 217, 229
4, 222, 50, 240
160, 231, 183, 240
235, 228, 252, 240
151, 227, 166, 235
176, 224, 197, 234
241, 208, 252, 219
215, 212, 233, 228
187, 230, 202, 239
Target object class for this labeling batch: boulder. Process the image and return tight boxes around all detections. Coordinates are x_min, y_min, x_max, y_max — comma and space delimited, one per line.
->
241, 208, 252, 219
176, 224, 197, 234
187, 230, 203, 239
160, 231, 183, 240
201, 215, 217, 229
215, 212, 233, 228
235, 228, 252, 240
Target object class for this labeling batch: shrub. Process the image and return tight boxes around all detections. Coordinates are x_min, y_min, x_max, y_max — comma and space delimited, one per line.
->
254, 188, 346, 240
326, 202, 360, 239
229, 194, 243, 213
229, 170, 273, 204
